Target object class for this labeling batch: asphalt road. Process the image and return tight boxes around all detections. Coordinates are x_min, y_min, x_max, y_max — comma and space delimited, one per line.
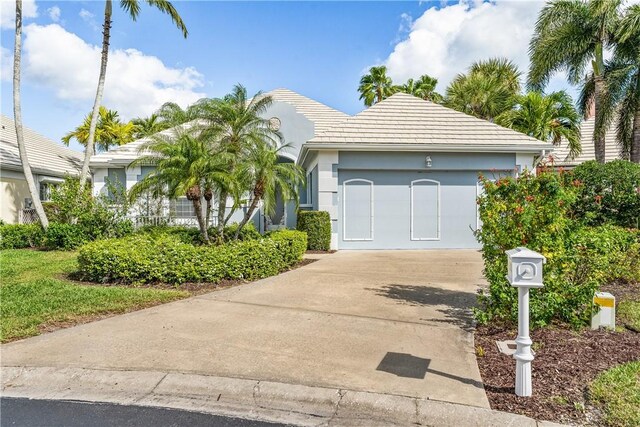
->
0, 398, 286, 427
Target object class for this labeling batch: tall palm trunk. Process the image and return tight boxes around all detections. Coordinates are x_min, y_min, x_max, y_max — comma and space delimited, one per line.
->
593, 75, 607, 163
631, 109, 640, 163
13, 0, 48, 228
79, 0, 112, 191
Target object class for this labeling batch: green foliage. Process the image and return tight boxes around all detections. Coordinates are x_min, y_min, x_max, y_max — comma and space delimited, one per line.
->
78, 230, 307, 285
476, 170, 640, 328
297, 210, 331, 251
571, 160, 640, 228
43, 223, 89, 250
590, 361, 640, 427
137, 223, 261, 245
0, 224, 44, 249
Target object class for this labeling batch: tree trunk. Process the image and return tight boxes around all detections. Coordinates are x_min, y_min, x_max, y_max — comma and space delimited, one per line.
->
234, 195, 261, 240
79, 0, 112, 191
593, 75, 607, 163
13, 0, 48, 228
191, 198, 209, 244
215, 190, 227, 243
631, 108, 640, 163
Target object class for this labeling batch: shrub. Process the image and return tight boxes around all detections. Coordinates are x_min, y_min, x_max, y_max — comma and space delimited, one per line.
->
476, 170, 640, 329
570, 160, 640, 228
219, 223, 262, 242
78, 230, 307, 285
43, 223, 90, 250
476, 171, 582, 328
297, 211, 331, 251
0, 224, 44, 249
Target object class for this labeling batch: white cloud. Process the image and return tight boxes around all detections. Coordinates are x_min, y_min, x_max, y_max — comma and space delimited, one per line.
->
47, 5, 60, 22
22, 24, 206, 119
385, 1, 544, 91
1, 46, 12, 82
0, 0, 38, 29
79, 8, 99, 32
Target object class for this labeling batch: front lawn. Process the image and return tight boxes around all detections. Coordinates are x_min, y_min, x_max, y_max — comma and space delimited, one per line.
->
0, 249, 188, 343
590, 361, 640, 427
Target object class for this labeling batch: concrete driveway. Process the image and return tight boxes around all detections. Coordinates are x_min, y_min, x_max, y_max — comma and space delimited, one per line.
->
1, 250, 489, 408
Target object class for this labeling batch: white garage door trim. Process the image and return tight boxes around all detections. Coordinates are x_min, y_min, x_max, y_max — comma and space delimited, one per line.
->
410, 179, 440, 241
343, 178, 374, 241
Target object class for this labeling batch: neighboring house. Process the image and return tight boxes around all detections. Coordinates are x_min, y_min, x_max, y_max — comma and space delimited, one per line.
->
0, 114, 83, 224
89, 88, 349, 230
300, 93, 550, 249
545, 117, 626, 168
90, 90, 551, 249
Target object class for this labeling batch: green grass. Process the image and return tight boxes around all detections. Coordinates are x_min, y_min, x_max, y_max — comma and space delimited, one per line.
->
618, 300, 640, 332
590, 361, 640, 427
1, 249, 188, 342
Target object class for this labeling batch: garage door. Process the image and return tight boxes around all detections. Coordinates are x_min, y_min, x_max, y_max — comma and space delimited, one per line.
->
338, 170, 481, 249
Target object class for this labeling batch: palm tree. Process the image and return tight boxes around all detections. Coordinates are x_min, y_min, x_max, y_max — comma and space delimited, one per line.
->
496, 91, 582, 158
234, 143, 305, 239
528, 0, 622, 163
589, 4, 640, 163
395, 74, 443, 103
358, 66, 396, 107
129, 129, 231, 244
132, 114, 166, 139
196, 85, 279, 241
78, 0, 188, 191
63, 106, 134, 151
156, 101, 202, 128
12, 0, 48, 228
445, 58, 521, 121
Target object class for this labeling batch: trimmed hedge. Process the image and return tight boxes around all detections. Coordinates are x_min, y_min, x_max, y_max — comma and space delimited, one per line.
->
297, 210, 331, 251
43, 223, 90, 250
0, 224, 44, 249
78, 229, 307, 285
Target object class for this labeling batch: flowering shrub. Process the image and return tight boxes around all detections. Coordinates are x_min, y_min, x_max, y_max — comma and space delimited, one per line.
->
475, 170, 640, 328
78, 229, 307, 285
570, 160, 640, 228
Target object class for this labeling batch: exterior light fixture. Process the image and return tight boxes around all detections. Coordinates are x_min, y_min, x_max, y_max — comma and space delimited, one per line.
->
425, 156, 432, 168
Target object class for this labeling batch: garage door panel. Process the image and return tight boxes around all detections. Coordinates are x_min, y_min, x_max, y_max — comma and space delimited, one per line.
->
338, 170, 480, 249
343, 179, 373, 241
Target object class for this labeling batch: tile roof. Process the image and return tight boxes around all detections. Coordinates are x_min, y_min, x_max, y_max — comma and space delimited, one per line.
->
265, 88, 349, 134
547, 117, 625, 166
0, 114, 83, 177
308, 92, 551, 149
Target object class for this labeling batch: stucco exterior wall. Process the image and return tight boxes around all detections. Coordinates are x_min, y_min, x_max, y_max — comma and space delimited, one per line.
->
0, 175, 30, 224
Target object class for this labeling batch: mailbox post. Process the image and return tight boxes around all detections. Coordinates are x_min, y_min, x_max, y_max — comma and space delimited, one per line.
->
505, 247, 546, 397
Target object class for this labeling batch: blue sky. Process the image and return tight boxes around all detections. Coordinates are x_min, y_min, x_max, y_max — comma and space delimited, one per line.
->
1, 1, 574, 152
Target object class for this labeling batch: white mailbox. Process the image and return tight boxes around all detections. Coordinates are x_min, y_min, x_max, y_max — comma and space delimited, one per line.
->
506, 247, 546, 288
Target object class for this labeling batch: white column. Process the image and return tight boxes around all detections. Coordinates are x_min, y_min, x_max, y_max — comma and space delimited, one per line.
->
514, 286, 534, 397
316, 150, 339, 250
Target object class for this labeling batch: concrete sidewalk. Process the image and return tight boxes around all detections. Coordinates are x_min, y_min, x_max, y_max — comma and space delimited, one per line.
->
1, 366, 558, 427
1, 250, 488, 408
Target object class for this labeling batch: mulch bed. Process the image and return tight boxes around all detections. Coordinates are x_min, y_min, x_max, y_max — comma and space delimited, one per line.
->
475, 281, 640, 425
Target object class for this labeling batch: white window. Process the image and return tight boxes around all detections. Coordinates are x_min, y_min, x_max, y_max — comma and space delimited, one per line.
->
170, 198, 194, 218
343, 179, 374, 241
411, 179, 440, 240
39, 182, 57, 202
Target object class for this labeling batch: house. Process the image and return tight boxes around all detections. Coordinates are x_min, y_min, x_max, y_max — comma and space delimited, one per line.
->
0, 114, 83, 224
544, 117, 626, 168
89, 89, 349, 229
300, 93, 550, 249
90, 89, 551, 249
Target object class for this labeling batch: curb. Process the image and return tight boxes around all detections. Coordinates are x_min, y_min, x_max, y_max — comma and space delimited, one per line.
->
1, 366, 564, 426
